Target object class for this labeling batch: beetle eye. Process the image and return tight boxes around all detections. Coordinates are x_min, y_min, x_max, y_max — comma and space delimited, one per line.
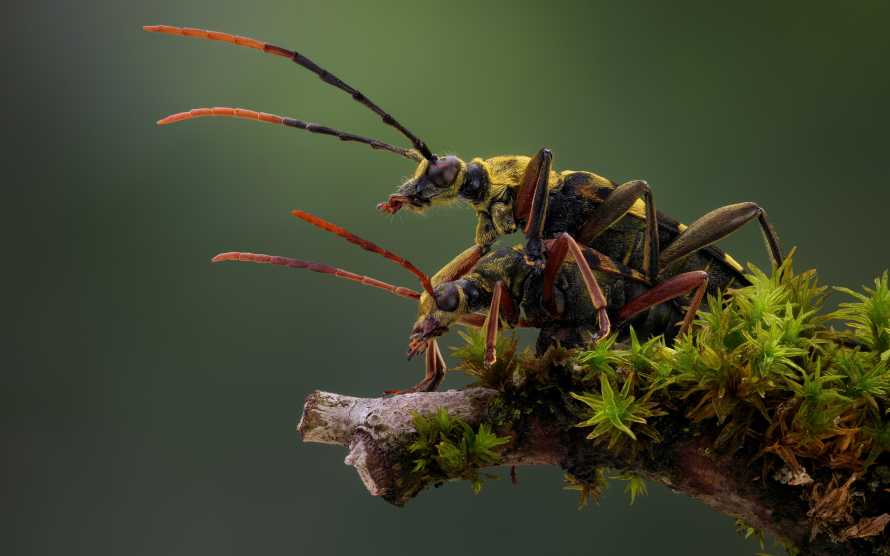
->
427, 156, 459, 188
433, 283, 460, 312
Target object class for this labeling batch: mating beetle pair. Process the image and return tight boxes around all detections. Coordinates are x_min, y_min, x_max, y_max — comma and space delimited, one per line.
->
146, 24, 784, 393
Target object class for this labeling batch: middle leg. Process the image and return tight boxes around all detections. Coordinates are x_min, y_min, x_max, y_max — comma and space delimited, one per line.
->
577, 179, 660, 283
541, 233, 612, 340
515, 148, 554, 264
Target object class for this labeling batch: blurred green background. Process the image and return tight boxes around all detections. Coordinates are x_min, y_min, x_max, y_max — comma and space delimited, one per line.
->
6, 1, 890, 555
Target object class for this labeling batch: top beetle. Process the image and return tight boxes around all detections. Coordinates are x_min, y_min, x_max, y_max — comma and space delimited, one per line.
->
146, 25, 783, 281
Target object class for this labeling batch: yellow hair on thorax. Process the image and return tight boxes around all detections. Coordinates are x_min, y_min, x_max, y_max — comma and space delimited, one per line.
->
476, 155, 560, 199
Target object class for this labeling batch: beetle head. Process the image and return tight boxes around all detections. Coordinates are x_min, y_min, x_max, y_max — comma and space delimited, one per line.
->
378, 155, 467, 214
407, 282, 460, 356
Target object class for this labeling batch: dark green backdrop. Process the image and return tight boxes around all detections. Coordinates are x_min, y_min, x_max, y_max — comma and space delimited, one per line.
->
7, 1, 890, 555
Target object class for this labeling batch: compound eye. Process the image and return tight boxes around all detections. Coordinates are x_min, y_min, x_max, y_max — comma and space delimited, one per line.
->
433, 283, 460, 312
461, 280, 484, 310
428, 156, 459, 188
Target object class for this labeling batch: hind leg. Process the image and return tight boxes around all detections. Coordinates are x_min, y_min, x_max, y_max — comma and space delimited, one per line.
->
659, 202, 782, 271
617, 271, 709, 336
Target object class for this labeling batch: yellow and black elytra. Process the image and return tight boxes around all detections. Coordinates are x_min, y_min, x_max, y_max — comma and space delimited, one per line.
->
212, 209, 710, 394
145, 24, 783, 301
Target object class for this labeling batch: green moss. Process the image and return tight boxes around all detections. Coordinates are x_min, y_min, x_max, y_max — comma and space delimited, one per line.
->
450, 327, 521, 390
834, 272, 890, 354
735, 518, 767, 550
570, 374, 664, 454
407, 407, 511, 493
611, 471, 649, 505
452, 253, 890, 550
563, 469, 608, 509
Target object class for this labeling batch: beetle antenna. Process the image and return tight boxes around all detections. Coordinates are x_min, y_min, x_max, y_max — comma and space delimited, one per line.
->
211, 252, 421, 300
157, 107, 422, 161
290, 209, 434, 296
144, 24, 436, 161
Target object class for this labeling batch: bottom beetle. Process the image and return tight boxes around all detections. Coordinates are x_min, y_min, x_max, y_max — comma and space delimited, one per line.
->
213, 209, 714, 394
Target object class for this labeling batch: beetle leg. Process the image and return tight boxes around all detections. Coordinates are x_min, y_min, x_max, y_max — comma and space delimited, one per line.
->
541, 235, 569, 314
617, 271, 709, 335
659, 202, 782, 270
516, 148, 554, 264
385, 339, 447, 395
483, 281, 506, 367
474, 213, 499, 250
577, 180, 660, 283
542, 233, 611, 340
513, 147, 551, 223
430, 244, 485, 286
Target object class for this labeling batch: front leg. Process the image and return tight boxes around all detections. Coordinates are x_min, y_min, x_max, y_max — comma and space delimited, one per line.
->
521, 148, 554, 265
483, 281, 511, 368
474, 211, 498, 249
490, 201, 517, 236
385, 339, 447, 395
577, 179, 660, 283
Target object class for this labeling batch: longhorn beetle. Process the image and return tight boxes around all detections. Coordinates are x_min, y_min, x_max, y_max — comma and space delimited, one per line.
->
144, 24, 787, 392
144, 24, 784, 295
213, 208, 710, 394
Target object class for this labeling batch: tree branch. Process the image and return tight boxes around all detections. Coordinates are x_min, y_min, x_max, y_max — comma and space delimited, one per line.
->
298, 388, 887, 556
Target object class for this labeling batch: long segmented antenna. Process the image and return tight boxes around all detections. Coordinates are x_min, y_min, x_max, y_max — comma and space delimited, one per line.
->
211, 252, 421, 300
290, 209, 434, 295
157, 107, 422, 161
143, 24, 436, 161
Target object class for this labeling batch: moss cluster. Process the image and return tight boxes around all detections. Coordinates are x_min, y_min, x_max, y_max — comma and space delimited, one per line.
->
560, 262, 889, 469
449, 254, 890, 551
405, 407, 511, 493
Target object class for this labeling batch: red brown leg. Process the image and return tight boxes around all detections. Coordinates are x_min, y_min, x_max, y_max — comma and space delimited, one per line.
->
513, 148, 551, 223
385, 339, 447, 394
658, 202, 782, 270
418, 338, 447, 392
617, 271, 709, 335
430, 245, 485, 286
576, 180, 660, 283
483, 281, 505, 367
541, 235, 569, 314
518, 148, 554, 264
542, 233, 611, 340
395, 339, 447, 394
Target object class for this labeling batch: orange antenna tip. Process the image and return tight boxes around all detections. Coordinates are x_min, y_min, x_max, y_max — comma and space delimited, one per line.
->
156, 112, 186, 125
155, 107, 286, 127
143, 24, 267, 51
